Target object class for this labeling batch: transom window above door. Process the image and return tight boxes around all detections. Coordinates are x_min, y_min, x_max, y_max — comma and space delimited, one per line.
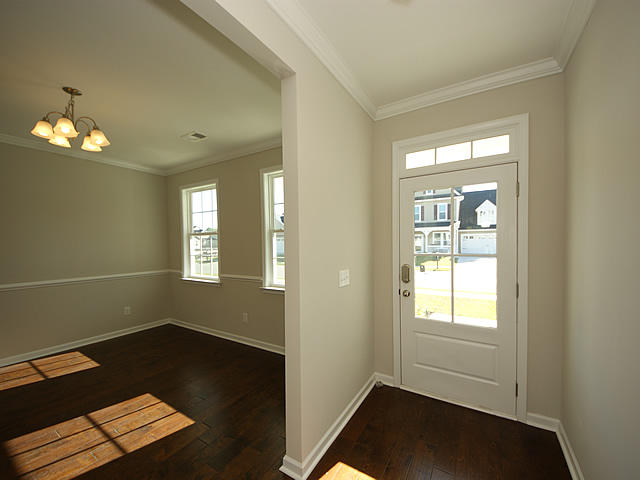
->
405, 134, 511, 170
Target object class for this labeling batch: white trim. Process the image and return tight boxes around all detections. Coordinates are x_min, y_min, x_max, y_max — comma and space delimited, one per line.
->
168, 318, 285, 355
180, 180, 220, 282
220, 274, 263, 282
0, 133, 165, 176
264, 0, 376, 119
165, 137, 283, 175
557, 422, 585, 480
390, 114, 529, 422
374, 372, 395, 386
261, 166, 286, 288
261, 286, 285, 294
180, 277, 222, 286
526, 412, 560, 432
262, 2, 593, 121
525, 414, 584, 480
555, 0, 597, 69
280, 373, 376, 479
376, 58, 561, 120
0, 319, 171, 367
0, 134, 282, 178
0, 269, 171, 292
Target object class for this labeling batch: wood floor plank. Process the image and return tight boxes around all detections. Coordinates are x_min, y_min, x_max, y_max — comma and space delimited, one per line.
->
0, 325, 570, 480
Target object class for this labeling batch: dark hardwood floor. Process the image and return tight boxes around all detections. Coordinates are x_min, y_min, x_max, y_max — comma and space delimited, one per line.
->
310, 386, 571, 480
0, 325, 570, 479
0, 325, 287, 480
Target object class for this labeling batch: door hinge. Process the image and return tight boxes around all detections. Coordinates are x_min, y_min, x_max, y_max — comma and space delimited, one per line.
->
516, 383, 519, 397
516, 181, 520, 197
516, 282, 520, 298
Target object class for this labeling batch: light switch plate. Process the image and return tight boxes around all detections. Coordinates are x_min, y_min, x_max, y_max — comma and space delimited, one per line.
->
339, 269, 350, 287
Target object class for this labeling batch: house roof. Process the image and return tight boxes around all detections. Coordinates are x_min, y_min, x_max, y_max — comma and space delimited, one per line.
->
459, 190, 497, 229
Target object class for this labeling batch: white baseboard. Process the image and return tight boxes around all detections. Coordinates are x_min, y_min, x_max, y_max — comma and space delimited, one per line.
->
167, 318, 285, 355
526, 412, 560, 432
525, 413, 582, 480
280, 373, 377, 480
0, 319, 171, 367
557, 422, 584, 480
374, 372, 395, 386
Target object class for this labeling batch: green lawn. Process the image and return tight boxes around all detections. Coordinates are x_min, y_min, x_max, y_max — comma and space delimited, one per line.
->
415, 293, 496, 321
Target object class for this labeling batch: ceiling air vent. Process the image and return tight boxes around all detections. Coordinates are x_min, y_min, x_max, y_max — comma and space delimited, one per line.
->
181, 131, 207, 142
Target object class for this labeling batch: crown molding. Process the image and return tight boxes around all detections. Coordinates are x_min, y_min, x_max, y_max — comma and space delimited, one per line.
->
265, 1, 596, 122
375, 57, 562, 120
164, 136, 282, 176
0, 132, 283, 177
265, 0, 376, 119
555, 0, 597, 68
0, 133, 166, 176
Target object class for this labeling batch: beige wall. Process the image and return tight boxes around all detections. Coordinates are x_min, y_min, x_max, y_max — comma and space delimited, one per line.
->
564, 0, 640, 477
181, 0, 376, 465
372, 75, 566, 419
0, 143, 169, 358
166, 147, 284, 348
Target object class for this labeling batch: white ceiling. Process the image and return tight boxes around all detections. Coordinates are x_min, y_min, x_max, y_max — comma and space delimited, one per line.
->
269, 0, 595, 118
0, 0, 281, 173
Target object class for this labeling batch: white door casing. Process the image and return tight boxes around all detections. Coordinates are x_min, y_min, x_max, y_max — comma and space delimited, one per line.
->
400, 164, 518, 416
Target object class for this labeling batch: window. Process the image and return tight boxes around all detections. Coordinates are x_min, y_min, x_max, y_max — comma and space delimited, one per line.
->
430, 231, 451, 246
405, 134, 510, 169
437, 203, 449, 220
414, 205, 423, 222
262, 168, 285, 288
414, 233, 425, 253
181, 182, 219, 281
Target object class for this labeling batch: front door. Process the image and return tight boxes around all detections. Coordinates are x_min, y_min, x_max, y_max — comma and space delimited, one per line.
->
400, 163, 517, 415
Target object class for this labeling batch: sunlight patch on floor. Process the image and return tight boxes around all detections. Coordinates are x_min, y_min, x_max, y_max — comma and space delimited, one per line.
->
0, 352, 99, 391
4, 393, 194, 479
319, 462, 376, 480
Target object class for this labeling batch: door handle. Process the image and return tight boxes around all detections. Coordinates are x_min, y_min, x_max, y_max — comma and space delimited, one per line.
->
401, 264, 411, 283
402, 289, 411, 297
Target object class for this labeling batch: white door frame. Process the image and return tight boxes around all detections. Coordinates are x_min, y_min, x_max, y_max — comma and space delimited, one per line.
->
391, 113, 529, 422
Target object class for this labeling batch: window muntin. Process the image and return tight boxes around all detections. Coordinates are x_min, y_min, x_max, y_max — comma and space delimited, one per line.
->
263, 169, 285, 288
182, 183, 219, 281
405, 134, 511, 170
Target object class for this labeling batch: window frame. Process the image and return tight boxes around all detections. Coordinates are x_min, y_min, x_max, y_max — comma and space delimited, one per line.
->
261, 166, 285, 290
180, 180, 221, 284
437, 203, 449, 221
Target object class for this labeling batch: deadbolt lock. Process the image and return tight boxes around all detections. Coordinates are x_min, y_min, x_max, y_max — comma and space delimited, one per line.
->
402, 289, 411, 297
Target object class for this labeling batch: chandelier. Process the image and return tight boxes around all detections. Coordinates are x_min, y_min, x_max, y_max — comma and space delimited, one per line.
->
30, 87, 111, 152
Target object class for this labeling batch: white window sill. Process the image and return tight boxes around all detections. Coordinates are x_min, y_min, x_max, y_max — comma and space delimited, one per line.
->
181, 277, 222, 286
261, 286, 285, 294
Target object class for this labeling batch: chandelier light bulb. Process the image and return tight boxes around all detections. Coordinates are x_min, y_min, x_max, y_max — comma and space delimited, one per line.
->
30, 120, 54, 139
90, 128, 110, 147
48, 134, 71, 148
81, 135, 102, 152
53, 117, 79, 138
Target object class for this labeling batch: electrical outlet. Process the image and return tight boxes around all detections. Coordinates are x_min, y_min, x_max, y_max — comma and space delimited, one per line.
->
123, 306, 131, 315
242, 312, 249, 324
339, 269, 350, 287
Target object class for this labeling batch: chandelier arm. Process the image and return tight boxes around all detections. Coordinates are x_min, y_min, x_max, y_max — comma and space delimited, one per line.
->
74, 118, 95, 134
75, 116, 99, 130
43, 111, 66, 122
